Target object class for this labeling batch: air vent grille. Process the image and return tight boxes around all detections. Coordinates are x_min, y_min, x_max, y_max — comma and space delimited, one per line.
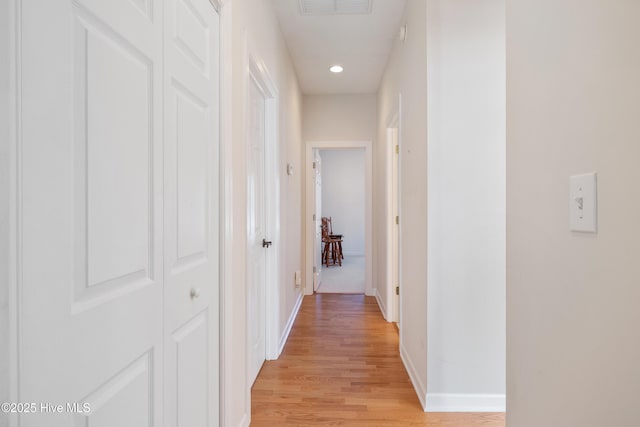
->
299, 0, 372, 15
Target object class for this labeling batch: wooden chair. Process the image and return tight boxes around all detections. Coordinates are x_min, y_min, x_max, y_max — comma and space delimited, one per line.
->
321, 217, 343, 267
326, 216, 343, 260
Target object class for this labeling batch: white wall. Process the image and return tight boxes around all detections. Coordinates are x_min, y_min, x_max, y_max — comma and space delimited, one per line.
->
0, 0, 11, 423
320, 149, 366, 256
376, 0, 429, 406
223, 0, 303, 426
507, 1, 640, 425
376, 0, 505, 411
426, 0, 506, 411
302, 94, 377, 141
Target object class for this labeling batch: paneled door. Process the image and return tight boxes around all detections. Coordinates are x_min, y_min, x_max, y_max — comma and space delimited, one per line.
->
17, 0, 219, 425
163, 0, 220, 425
247, 77, 267, 386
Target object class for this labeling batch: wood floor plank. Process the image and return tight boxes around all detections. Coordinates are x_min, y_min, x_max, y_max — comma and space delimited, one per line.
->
251, 294, 505, 426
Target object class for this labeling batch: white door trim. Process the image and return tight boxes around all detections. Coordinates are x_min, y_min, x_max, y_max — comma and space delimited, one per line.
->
218, 1, 232, 425
386, 122, 397, 322
304, 140, 374, 297
7, 1, 21, 424
246, 51, 280, 369
398, 95, 404, 349
386, 106, 401, 324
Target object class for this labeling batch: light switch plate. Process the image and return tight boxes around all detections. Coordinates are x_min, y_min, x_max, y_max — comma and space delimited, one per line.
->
570, 173, 597, 233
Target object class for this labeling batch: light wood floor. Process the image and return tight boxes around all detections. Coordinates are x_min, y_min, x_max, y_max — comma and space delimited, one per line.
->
251, 294, 505, 426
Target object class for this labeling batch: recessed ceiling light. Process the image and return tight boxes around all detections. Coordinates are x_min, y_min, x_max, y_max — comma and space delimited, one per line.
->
330, 65, 344, 73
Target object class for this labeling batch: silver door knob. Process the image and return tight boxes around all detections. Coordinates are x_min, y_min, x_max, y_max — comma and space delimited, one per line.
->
190, 288, 201, 299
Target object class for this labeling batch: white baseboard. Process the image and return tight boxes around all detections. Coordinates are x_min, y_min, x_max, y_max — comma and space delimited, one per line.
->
425, 393, 506, 412
278, 292, 304, 356
374, 288, 389, 321
400, 343, 427, 410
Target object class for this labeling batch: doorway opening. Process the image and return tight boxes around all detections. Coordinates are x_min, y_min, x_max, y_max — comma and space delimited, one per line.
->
305, 141, 373, 297
314, 148, 366, 294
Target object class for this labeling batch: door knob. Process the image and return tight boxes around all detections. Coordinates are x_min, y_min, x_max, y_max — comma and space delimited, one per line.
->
190, 288, 201, 299
262, 238, 272, 248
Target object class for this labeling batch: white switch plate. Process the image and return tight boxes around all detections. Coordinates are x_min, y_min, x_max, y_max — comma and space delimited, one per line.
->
570, 173, 597, 233
294, 271, 302, 286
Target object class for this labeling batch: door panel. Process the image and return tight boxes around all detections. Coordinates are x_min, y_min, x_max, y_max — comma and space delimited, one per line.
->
75, 352, 153, 427
82, 15, 153, 290
171, 311, 210, 427
20, 0, 163, 425
247, 78, 267, 386
163, 0, 220, 425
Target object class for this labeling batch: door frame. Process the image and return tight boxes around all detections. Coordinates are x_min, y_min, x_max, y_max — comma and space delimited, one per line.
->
386, 109, 401, 323
311, 149, 322, 293
6, 0, 20, 422
384, 95, 404, 337
245, 52, 280, 373
304, 140, 373, 297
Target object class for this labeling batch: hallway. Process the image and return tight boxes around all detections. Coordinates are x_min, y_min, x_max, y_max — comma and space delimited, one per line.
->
251, 294, 505, 426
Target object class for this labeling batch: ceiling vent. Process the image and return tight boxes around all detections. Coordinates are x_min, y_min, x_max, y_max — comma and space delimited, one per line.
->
299, 0, 373, 15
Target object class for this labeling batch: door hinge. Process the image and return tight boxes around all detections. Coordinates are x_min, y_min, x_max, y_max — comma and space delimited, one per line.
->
395, 145, 399, 154
395, 286, 400, 295
395, 215, 399, 225
313, 214, 316, 221
313, 266, 317, 273
312, 161, 316, 169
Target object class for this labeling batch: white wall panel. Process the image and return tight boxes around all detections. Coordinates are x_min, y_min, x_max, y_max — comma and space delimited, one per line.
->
426, 0, 506, 411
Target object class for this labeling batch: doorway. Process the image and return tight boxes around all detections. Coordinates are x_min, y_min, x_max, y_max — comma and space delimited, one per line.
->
305, 141, 373, 297
315, 148, 366, 294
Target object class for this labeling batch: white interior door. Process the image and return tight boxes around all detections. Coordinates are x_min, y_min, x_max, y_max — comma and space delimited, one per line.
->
392, 130, 400, 324
313, 151, 322, 292
247, 77, 267, 386
17, 0, 219, 425
19, 1, 164, 425
163, 0, 220, 426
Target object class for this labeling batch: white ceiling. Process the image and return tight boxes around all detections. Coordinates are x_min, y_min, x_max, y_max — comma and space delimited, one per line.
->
272, 0, 407, 94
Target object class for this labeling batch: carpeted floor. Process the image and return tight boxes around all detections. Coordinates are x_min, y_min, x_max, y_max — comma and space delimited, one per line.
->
317, 255, 365, 294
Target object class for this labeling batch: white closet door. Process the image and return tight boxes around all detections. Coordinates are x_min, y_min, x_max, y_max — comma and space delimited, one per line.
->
17, 0, 220, 426
163, 0, 220, 426
19, 0, 164, 425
